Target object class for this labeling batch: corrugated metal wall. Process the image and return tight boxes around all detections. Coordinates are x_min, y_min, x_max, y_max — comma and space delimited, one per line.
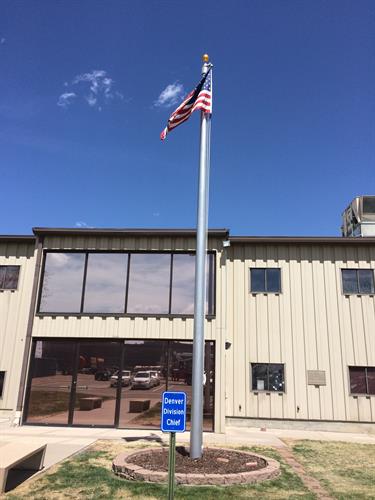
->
0, 241, 36, 416
224, 243, 375, 423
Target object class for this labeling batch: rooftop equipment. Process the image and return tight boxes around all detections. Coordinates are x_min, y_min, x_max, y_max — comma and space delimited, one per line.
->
341, 196, 375, 237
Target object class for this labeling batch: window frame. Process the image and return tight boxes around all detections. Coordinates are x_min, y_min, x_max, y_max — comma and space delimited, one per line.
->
0, 265, 21, 291
348, 366, 375, 396
341, 269, 375, 296
36, 249, 216, 318
250, 362, 286, 393
249, 267, 282, 294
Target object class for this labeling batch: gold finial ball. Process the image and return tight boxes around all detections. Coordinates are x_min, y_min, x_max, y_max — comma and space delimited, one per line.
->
202, 54, 209, 62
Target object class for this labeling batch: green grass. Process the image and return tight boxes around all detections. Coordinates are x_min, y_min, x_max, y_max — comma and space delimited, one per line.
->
27, 391, 113, 418
291, 440, 375, 499
3, 442, 315, 500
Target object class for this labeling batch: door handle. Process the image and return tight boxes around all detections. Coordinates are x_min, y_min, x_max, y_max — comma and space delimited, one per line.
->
76, 385, 88, 390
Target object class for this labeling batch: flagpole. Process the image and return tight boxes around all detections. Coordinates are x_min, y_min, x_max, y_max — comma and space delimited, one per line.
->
190, 54, 212, 460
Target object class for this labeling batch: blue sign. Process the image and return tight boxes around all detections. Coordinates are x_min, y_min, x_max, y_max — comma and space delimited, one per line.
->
161, 391, 187, 433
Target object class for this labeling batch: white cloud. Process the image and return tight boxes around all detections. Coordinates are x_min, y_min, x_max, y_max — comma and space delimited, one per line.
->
75, 221, 90, 228
57, 92, 77, 108
0, 38, 5, 45
58, 70, 124, 110
154, 82, 184, 107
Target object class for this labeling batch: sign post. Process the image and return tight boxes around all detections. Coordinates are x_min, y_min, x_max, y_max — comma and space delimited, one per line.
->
161, 391, 187, 500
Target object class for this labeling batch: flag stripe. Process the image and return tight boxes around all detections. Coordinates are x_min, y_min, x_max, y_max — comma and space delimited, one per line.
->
160, 68, 212, 140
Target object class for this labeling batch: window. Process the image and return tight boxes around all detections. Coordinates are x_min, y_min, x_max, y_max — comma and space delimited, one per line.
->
250, 268, 281, 293
38, 251, 215, 316
0, 266, 20, 290
251, 363, 285, 392
39, 253, 86, 312
0, 371, 4, 397
342, 269, 375, 295
127, 253, 171, 314
83, 254, 128, 313
349, 367, 375, 395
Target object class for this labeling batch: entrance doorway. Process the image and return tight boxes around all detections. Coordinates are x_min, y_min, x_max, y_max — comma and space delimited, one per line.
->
24, 339, 215, 430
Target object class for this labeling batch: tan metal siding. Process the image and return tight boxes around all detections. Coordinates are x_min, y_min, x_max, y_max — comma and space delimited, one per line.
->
0, 242, 36, 415
226, 243, 375, 423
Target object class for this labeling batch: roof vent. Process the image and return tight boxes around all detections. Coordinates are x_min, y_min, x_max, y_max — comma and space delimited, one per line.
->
342, 196, 375, 237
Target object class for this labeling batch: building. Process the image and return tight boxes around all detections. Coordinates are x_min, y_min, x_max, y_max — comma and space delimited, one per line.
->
1, 227, 374, 433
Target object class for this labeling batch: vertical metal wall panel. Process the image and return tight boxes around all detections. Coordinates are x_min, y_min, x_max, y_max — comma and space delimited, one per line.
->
0, 242, 36, 417
226, 242, 375, 424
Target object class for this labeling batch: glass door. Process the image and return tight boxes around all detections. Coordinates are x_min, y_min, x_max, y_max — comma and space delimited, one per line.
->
25, 340, 75, 425
72, 341, 121, 426
118, 340, 168, 429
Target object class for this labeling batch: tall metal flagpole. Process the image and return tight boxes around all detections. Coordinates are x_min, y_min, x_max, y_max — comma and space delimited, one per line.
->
190, 54, 212, 460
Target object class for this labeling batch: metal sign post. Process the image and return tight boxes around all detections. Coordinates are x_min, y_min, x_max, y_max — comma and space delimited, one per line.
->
161, 391, 187, 499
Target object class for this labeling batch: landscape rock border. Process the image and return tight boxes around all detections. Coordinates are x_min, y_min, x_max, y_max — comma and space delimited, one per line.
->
112, 447, 280, 486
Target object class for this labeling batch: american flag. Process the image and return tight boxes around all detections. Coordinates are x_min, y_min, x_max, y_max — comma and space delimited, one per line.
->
160, 68, 212, 141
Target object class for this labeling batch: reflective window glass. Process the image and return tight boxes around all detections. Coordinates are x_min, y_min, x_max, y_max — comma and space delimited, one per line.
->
342, 270, 358, 294
367, 368, 375, 395
268, 364, 285, 392
342, 269, 375, 294
251, 363, 268, 390
39, 253, 86, 312
0, 265, 20, 289
358, 270, 375, 294
0, 371, 5, 397
349, 367, 367, 394
26, 340, 76, 424
171, 254, 195, 314
251, 269, 265, 293
83, 254, 127, 313
267, 269, 281, 293
250, 268, 281, 293
251, 363, 285, 392
127, 254, 171, 314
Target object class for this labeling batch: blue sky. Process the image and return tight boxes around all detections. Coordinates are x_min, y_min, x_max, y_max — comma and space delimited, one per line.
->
1, 0, 374, 236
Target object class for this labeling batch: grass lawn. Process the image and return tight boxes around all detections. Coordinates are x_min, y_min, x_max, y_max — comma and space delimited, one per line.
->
2, 441, 314, 500
291, 440, 375, 499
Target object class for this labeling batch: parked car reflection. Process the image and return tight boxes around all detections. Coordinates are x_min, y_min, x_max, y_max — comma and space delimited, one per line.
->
110, 370, 131, 387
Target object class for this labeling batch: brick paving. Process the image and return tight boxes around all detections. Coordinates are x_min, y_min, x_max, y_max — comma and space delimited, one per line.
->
278, 447, 333, 500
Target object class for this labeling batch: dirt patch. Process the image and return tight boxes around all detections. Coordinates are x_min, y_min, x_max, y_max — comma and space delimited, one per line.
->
130, 446, 266, 474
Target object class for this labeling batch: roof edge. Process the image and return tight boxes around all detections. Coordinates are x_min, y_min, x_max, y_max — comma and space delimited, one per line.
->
230, 236, 375, 244
0, 235, 36, 242
32, 227, 229, 238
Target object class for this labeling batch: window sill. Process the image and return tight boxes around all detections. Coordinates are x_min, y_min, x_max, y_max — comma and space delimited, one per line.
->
250, 292, 281, 296
252, 391, 285, 395
344, 294, 374, 297
350, 394, 374, 398
36, 312, 216, 321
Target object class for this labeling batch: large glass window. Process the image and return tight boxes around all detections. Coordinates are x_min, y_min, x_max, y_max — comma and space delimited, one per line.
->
250, 268, 281, 293
171, 254, 195, 314
25, 341, 76, 425
251, 363, 285, 392
342, 269, 375, 295
0, 265, 20, 290
83, 254, 128, 313
349, 367, 375, 395
25, 339, 215, 431
38, 251, 215, 316
39, 253, 85, 312
127, 254, 171, 314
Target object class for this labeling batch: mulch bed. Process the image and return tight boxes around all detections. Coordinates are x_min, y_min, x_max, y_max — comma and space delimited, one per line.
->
129, 446, 267, 474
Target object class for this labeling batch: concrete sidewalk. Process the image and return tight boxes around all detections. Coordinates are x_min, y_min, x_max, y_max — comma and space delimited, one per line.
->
1, 424, 374, 472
